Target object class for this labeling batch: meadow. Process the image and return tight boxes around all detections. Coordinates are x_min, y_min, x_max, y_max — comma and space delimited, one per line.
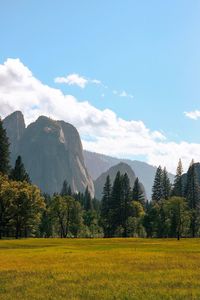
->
0, 238, 200, 300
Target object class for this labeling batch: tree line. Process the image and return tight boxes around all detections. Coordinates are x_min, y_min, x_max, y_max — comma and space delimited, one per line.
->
0, 117, 200, 239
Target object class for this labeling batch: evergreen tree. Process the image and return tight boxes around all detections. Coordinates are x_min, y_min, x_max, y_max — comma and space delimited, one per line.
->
185, 162, 200, 237
101, 175, 112, 237
172, 159, 183, 197
121, 173, 131, 237
10, 156, 30, 183
61, 179, 68, 196
110, 171, 123, 236
143, 202, 159, 238
67, 185, 72, 196
39, 194, 53, 238
0, 118, 10, 175
162, 167, 171, 200
84, 186, 93, 211
132, 177, 146, 207
60, 180, 72, 196
152, 166, 163, 202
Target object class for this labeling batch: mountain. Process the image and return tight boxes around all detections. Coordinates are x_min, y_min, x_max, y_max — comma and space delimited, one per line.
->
3, 111, 25, 164
3, 112, 94, 196
94, 162, 146, 200
84, 150, 174, 200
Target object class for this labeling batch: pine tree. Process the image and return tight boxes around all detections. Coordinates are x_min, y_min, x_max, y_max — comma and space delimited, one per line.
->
172, 159, 183, 197
101, 175, 112, 237
132, 177, 146, 207
0, 118, 10, 175
67, 185, 72, 196
185, 162, 200, 237
110, 171, 123, 235
162, 167, 171, 200
84, 186, 93, 211
121, 173, 131, 237
10, 156, 30, 182
152, 166, 163, 202
61, 180, 68, 196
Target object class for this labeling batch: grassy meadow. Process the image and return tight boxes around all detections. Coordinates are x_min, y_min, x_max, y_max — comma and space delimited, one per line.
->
0, 238, 200, 300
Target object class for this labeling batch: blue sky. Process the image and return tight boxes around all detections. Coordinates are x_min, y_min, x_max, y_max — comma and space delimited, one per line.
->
1, 1, 200, 172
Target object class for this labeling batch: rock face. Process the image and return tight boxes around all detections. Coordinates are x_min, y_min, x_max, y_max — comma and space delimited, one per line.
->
94, 162, 146, 200
84, 150, 174, 200
3, 112, 94, 196
3, 111, 25, 164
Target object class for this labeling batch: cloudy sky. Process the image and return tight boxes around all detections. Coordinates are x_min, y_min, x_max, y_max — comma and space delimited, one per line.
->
1, 1, 200, 173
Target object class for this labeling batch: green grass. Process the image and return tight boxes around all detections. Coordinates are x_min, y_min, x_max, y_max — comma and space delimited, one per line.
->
0, 238, 200, 299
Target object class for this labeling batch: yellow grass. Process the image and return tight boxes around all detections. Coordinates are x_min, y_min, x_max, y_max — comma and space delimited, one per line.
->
0, 238, 200, 299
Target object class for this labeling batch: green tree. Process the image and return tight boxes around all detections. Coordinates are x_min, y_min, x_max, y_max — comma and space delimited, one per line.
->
39, 194, 53, 238
51, 195, 82, 238
110, 171, 123, 236
185, 162, 200, 237
152, 166, 163, 202
60, 180, 72, 196
10, 156, 30, 183
84, 186, 93, 211
164, 197, 190, 240
0, 118, 10, 175
0, 174, 13, 238
162, 167, 171, 200
101, 175, 112, 237
8, 181, 45, 238
127, 201, 145, 237
121, 173, 131, 237
143, 202, 160, 238
172, 159, 183, 197
132, 177, 146, 207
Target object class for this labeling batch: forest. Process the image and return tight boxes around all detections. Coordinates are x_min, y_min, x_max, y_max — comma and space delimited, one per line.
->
0, 117, 199, 240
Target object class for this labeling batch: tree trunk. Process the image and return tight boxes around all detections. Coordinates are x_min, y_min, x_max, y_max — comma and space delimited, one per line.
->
15, 224, 19, 239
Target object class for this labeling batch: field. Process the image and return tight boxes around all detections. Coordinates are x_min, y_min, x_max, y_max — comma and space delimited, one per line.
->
0, 239, 200, 300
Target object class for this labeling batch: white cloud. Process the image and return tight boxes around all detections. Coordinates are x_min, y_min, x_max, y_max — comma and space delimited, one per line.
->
91, 79, 101, 85
1, 58, 200, 174
184, 110, 200, 120
55, 73, 88, 88
54, 73, 102, 89
113, 89, 134, 99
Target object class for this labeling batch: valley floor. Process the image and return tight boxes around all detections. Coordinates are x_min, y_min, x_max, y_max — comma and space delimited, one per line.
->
0, 238, 200, 299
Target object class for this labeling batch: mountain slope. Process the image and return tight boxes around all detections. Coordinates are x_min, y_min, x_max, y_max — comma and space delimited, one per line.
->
3, 111, 26, 164
84, 150, 174, 200
94, 162, 146, 200
3, 112, 94, 196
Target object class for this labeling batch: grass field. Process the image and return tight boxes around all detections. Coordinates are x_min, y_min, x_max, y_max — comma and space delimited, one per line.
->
0, 238, 200, 300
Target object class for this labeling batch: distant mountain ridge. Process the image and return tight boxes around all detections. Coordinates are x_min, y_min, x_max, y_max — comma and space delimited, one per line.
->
84, 150, 174, 200
3, 111, 94, 196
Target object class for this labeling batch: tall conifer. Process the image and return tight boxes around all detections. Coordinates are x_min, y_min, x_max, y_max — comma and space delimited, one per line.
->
10, 156, 30, 182
101, 175, 112, 237
172, 159, 183, 197
0, 118, 10, 175
162, 167, 171, 200
185, 161, 200, 237
152, 166, 163, 202
132, 177, 146, 207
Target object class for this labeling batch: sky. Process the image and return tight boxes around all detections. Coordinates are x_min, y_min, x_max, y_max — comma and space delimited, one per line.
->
1, 0, 200, 173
